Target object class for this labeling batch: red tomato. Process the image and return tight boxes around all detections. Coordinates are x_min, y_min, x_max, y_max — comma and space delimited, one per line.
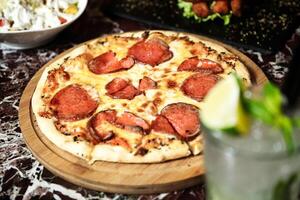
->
0, 19, 5, 27
58, 16, 67, 24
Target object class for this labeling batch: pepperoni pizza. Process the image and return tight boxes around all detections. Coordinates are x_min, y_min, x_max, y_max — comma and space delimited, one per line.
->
32, 31, 251, 163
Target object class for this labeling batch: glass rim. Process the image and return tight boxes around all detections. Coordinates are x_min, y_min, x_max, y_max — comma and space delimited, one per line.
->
204, 129, 300, 160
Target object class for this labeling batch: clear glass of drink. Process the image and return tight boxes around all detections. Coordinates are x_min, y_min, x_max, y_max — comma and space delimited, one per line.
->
204, 121, 300, 200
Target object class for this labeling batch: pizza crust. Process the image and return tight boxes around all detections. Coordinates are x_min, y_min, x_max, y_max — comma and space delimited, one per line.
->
32, 30, 251, 164
91, 139, 190, 163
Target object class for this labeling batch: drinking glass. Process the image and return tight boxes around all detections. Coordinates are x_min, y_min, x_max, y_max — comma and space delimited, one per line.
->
204, 121, 300, 200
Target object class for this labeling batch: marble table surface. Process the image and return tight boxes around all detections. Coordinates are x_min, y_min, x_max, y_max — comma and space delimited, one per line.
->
1, 0, 300, 199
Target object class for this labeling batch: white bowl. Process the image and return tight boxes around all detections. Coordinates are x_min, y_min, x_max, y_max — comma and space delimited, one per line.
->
0, 0, 88, 49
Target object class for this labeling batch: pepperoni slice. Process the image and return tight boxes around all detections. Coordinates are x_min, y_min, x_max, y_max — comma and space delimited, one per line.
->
88, 110, 117, 143
105, 78, 128, 95
178, 57, 223, 74
88, 51, 119, 74
116, 112, 150, 131
181, 73, 219, 101
105, 78, 140, 100
139, 76, 157, 92
88, 51, 134, 74
128, 38, 173, 66
88, 110, 149, 143
151, 115, 176, 135
119, 56, 135, 69
111, 85, 140, 100
50, 85, 98, 121
161, 103, 200, 138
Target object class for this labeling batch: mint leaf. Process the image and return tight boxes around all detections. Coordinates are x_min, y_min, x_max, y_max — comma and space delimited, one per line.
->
263, 83, 282, 115
292, 117, 300, 128
272, 173, 298, 200
277, 116, 295, 153
242, 82, 296, 153
243, 99, 274, 124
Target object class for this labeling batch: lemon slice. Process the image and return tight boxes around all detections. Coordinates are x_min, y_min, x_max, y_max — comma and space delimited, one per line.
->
201, 74, 250, 135
64, 4, 78, 15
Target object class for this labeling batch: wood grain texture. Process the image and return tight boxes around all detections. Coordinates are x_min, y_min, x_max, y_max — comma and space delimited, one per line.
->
19, 31, 268, 194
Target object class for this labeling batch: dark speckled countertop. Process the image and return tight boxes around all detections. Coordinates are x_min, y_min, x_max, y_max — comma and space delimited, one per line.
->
1, 0, 300, 199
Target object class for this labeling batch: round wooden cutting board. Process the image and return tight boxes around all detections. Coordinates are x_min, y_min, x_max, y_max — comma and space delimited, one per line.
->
19, 31, 268, 194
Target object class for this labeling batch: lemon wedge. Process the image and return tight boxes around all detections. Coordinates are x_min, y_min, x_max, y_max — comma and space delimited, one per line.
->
201, 74, 250, 135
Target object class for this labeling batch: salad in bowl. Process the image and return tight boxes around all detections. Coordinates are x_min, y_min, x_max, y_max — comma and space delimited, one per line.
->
0, 0, 87, 49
